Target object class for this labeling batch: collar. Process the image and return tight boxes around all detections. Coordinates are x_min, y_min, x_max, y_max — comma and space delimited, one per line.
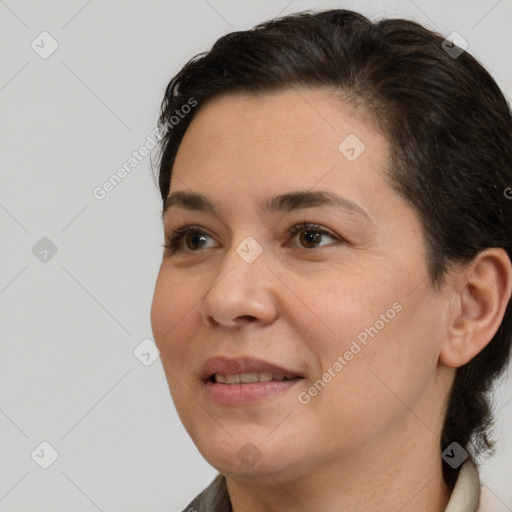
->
445, 459, 481, 512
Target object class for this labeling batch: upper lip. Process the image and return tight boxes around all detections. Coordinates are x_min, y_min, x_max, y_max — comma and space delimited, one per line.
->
200, 356, 303, 381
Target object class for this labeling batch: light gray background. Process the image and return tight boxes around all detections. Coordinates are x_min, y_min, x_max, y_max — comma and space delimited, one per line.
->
1, 0, 511, 510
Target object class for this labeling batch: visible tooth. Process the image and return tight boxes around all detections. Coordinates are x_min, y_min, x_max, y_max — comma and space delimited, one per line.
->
214, 372, 295, 384
240, 372, 259, 383
258, 371, 273, 382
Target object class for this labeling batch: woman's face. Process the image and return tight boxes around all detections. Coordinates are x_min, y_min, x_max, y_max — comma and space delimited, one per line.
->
151, 88, 453, 483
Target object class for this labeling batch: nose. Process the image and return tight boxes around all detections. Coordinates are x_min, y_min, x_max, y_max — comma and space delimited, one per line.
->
199, 239, 279, 329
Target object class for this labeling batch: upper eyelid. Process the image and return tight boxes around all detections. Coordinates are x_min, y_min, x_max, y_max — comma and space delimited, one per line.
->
288, 222, 338, 236
166, 222, 337, 238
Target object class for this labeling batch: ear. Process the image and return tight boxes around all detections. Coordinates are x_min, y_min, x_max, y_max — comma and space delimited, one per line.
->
439, 248, 512, 368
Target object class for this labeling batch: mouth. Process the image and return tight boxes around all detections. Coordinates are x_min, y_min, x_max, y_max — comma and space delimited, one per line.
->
201, 356, 303, 382
210, 372, 302, 384
201, 356, 304, 406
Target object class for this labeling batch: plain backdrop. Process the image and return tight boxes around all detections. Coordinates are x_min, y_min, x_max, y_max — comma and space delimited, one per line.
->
1, 0, 511, 510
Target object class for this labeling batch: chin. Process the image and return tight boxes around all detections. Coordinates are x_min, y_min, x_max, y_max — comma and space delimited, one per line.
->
192, 432, 309, 484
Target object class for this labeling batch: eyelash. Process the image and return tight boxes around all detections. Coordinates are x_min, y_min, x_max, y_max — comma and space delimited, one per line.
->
162, 222, 341, 254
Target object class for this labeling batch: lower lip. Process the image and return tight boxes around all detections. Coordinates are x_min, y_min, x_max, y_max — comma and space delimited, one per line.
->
205, 379, 301, 406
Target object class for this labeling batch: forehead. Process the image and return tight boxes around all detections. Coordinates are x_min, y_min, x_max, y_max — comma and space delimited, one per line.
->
173, 87, 388, 178
168, 87, 399, 224
180, 87, 384, 151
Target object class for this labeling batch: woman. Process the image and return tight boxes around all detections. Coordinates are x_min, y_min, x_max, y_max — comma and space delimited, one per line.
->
150, 9, 512, 512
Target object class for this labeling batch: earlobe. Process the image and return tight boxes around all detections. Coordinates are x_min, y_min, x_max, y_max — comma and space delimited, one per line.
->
439, 248, 512, 368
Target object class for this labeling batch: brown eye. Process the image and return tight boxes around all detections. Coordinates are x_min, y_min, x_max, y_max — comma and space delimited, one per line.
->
288, 223, 340, 249
163, 226, 217, 253
184, 232, 209, 250
298, 230, 323, 249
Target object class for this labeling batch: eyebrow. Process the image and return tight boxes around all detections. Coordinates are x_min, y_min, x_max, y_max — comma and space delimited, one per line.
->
163, 190, 372, 222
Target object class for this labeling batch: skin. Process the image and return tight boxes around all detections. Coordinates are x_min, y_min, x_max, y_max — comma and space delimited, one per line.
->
150, 87, 512, 512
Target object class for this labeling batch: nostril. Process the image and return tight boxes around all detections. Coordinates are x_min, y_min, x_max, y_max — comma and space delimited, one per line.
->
206, 314, 257, 327
208, 315, 220, 327
238, 315, 257, 322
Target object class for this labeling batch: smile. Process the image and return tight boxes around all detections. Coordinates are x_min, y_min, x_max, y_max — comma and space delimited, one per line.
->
212, 372, 300, 384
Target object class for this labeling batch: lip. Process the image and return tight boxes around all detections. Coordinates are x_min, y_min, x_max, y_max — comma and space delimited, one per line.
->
201, 356, 304, 407
200, 356, 302, 381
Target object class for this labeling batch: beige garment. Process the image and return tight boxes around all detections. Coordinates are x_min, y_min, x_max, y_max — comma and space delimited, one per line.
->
445, 459, 480, 512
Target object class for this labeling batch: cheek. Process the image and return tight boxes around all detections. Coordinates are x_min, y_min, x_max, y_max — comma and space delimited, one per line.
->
150, 267, 199, 367
301, 308, 437, 452
151, 272, 204, 423
328, 296, 442, 417
292, 272, 388, 357
299, 271, 439, 406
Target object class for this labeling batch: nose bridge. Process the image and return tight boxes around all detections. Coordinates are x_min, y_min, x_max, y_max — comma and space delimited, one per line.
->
200, 233, 277, 326
216, 233, 268, 293
234, 234, 266, 267
208, 229, 268, 282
